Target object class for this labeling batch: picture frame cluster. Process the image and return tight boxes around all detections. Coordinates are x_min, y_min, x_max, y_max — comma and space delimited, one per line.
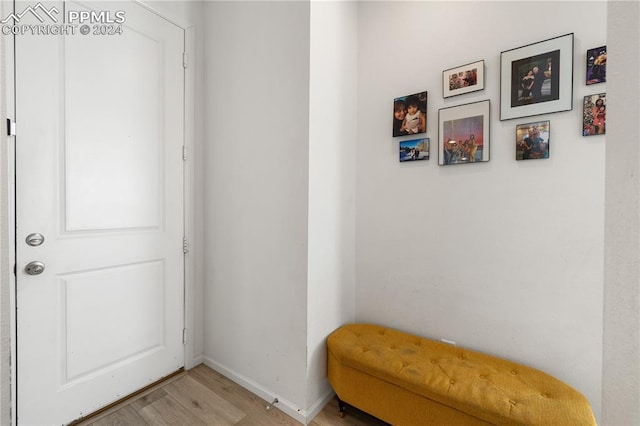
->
392, 32, 606, 164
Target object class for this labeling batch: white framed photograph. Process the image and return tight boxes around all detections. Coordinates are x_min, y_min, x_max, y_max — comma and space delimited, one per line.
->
500, 33, 573, 120
443, 60, 484, 98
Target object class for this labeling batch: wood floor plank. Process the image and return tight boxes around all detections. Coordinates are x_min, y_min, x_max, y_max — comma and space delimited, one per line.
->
137, 394, 207, 426
88, 405, 149, 426
162, 374, 246, 425
82, 364, 388, 426
188, 365, 302, 426
130, 388, 169, 412
234, 415, 271, 426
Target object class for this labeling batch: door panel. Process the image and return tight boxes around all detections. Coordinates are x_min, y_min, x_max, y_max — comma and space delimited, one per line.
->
62, 260, 165, 381
15, 1, 185, 424
64, 19, 164, 231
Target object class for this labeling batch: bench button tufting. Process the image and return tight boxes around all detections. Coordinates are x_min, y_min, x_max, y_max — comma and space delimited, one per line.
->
479, 375, 486, 379
450, 380, 456, 385
431, 360, 438, 364
510, 370, 518, 375
541, 393, 549, 398
509, 400, 517, 405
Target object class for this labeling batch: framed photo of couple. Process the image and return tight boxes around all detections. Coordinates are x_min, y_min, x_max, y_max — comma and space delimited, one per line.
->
500, 33, 574, 121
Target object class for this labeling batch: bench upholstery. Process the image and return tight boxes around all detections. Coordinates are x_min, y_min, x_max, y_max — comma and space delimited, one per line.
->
327, 324, 596, 425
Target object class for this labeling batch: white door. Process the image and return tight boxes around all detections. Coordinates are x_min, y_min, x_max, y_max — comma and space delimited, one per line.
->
14, 1, 185, 424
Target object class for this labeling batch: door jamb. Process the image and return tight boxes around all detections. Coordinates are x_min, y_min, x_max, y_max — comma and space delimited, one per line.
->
182, 24, 198, 371
133, 0, 200, 372
4, 0, 17, 424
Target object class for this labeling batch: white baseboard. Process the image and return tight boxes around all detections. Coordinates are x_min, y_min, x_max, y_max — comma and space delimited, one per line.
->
305, 388, 336, 423
189, 354, 204, 369
202, 356, 335, 425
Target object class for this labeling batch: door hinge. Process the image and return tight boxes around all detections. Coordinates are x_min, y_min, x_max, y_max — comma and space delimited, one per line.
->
182, 145, 187, 161
182, 328, 188, 345
183, 52, 188, 68
6, 119, 16, 136
183, 236, 189, 254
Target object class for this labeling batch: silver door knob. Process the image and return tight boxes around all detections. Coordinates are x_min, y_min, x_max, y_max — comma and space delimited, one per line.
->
25, 233, 45, 247
25, 261, 45, 275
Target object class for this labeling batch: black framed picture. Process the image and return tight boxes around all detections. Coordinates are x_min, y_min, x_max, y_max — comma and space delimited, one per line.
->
500, 33, 573, 120
438, 100, 490, 165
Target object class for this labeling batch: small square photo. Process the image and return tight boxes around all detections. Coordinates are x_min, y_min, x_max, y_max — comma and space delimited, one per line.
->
583, 93, 606, 136
400, 138, 429, 162
516, 121, 549, 160
393, 91, 427, 137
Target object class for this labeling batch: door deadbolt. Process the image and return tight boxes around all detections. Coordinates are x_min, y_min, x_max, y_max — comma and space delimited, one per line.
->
25, 233, 45, 247
25, 261, 45, 275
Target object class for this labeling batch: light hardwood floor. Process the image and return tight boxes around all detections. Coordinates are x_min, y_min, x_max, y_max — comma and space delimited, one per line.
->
75, 364, 389, 426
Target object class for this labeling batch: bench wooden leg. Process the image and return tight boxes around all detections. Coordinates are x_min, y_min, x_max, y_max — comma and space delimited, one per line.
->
337, 396, 346, 418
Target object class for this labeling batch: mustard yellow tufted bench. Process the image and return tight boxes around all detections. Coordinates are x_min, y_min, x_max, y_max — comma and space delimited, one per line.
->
327, 324, 596, 425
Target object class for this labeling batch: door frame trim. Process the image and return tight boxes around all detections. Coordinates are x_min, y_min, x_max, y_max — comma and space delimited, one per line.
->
182, 23, 198, 371
4, 0, 17, 423
3, 1, 199, 424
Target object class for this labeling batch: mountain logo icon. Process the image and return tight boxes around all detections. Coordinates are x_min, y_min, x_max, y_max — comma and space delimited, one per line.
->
1, 3, 59, 24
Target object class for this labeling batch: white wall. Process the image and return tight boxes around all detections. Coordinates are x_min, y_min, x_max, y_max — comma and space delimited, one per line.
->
306, 0, 358, 417
202, 1, 311, 421
202, 2, 360, 421
355, 1, 605, 421
603, 2, 640, 424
